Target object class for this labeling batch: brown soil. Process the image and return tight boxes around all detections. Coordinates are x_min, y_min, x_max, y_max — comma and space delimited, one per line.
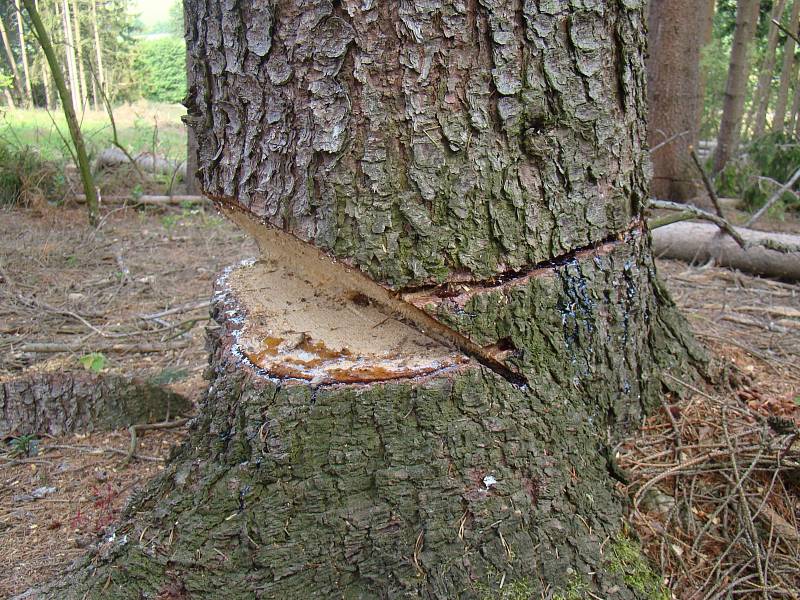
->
0, 204, 798, 598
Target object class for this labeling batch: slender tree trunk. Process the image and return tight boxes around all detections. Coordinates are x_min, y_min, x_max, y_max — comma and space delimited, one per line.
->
22, 0, 98, 225
24, 2, 708, 597
773, 0, 800, 134
789, 59, 800, 133
60, 0, 80, 115
13, 0, 33, 107
70, 0, 86, 110
648, 0, 715, 201
40, 60, 51, 107
0, 14, 23, 105
2, 87, 15, 107
750, 0, 788, 137
90, 0, 104, 105
713, 0, 761, 175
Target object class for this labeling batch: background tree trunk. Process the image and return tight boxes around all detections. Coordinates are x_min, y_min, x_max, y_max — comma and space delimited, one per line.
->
13, 0, 34, 107
60, 0, 80, 115
27, 2, 709, 597
750, 0, 788, 137
90, 0, 105, 107
648, 0, 715, 201
69, 0, 86, 110
772, 0, 800, 134
0, 13, 23, 105
713, 0, 761, 174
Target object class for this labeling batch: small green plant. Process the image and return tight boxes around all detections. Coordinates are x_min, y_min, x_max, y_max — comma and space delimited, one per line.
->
161, 214, 180, 230
8, 434, 39, 457
78, 352, 108, 373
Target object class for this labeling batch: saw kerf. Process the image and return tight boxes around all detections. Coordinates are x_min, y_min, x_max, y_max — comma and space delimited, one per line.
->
219, 203, 529, 388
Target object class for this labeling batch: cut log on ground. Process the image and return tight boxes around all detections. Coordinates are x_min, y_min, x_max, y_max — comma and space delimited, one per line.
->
0, 364, 192, 437
651, 221, 800, 280
93, 147, 186, 180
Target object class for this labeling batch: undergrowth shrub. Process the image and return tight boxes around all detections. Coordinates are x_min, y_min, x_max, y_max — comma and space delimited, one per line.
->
717, 133, 800, 217
0, 142, 65, 206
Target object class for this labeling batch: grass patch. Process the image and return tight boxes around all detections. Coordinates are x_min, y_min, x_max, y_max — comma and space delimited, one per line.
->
0, 101, 187, 163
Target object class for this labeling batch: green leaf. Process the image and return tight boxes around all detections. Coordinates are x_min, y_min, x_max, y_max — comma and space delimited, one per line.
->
79, 352, 107, 373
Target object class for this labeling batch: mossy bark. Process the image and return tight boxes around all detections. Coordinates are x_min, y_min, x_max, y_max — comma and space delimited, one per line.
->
24, 237, 707, 600
20, 1, 710, 598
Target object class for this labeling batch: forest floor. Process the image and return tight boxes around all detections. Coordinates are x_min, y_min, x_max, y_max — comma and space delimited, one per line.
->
0, 204, 798, 598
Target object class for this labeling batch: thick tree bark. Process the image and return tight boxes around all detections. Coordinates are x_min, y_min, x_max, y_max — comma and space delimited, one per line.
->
23, 2, 709, 598
750, 0, 788, 137
713, 0, 760, 175
773, 0, 800, 135
184, 50, 200, 195
185, 0, 650, 287
647, 0, 714, 201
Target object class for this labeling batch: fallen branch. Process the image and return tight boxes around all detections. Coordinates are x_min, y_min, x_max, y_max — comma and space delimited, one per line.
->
15, 340, 190, 354
690, 146, 726, 220
649, 200, 800, 254
648, 199, 746, 248
75, 194, 209, 206
745, 165, 800, 228
124, 417, 191, 464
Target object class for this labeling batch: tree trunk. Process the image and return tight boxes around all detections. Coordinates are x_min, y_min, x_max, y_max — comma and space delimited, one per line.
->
90, 0, 105, 107
713, 0, 761, 175
750, 0, 788, 137
26, 2, 709, 598
70, 0, 87, 110
60, 0, 81, 115
0, 13, 23, 105
773, 0, 800, 135
647, 0, 714, 201
1, 366, 192, 437
14, 0, 34, 107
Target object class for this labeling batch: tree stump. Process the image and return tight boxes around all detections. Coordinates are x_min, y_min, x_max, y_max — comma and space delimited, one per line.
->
21, 1, 713, 598
25, 229, 707, 599
1, 364, 191, 437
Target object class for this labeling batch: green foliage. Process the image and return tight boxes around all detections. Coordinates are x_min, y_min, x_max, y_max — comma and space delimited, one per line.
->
134, 37, 187, 104
8, 434, 39, 457
608, 535, 670, 600
717, 133, 800, 214
0, 71, 13, 94
78, 352, 108, 373
0, 141, 64, 205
